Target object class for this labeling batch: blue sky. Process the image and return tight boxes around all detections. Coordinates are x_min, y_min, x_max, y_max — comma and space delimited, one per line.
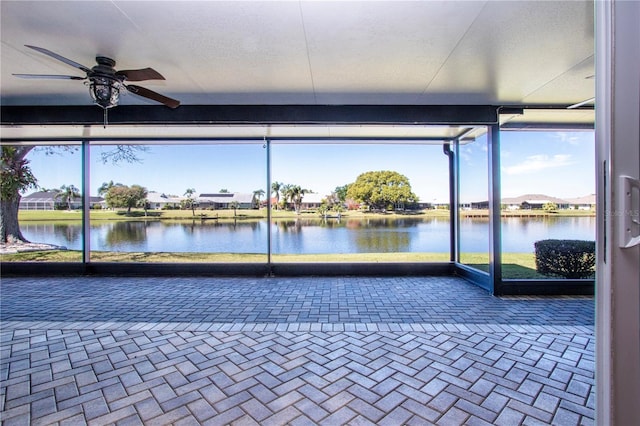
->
24, 130, 595, 202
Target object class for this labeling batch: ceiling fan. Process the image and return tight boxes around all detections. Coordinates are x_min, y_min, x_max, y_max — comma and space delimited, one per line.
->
14, 45, 180, 124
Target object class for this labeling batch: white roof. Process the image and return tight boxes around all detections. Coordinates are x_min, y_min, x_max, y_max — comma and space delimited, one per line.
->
198, 193, 254, 203
147, 191, 182, 204
300, 193, 326, 204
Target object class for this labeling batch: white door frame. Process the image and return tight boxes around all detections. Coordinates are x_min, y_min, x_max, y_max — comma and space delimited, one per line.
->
596, 1, 640, 424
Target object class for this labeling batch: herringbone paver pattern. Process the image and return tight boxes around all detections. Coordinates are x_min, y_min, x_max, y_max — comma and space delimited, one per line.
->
0, 276, 593, 325
0, 276, 594, 425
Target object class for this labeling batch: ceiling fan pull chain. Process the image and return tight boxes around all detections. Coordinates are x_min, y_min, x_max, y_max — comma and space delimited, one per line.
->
103, 108, 108, 128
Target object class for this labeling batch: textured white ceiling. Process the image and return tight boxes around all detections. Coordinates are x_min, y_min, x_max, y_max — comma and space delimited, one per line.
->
1, 0, 595, 109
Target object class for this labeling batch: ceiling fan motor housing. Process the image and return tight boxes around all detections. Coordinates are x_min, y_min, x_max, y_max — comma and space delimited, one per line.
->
91, 57, 120, 81
89, 56, 122, 109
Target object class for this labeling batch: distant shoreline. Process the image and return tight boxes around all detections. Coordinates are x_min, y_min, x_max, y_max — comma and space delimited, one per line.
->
16, 208, 595, 222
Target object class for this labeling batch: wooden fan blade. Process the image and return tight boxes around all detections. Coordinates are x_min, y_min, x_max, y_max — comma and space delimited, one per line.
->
13, 73, 85, 80
24, 45, 91, 73
125, 84, 180, 108
116, 68, 165, 82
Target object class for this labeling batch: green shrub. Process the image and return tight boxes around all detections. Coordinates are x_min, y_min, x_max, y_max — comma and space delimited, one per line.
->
534, 239, 595, 279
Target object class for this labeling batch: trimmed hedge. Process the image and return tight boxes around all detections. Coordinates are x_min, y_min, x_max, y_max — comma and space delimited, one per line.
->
534, 239, 596, 279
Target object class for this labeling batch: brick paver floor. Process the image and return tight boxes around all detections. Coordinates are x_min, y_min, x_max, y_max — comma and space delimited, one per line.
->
0, 276, 594, 425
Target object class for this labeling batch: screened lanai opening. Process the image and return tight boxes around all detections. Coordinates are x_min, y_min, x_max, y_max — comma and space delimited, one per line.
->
89, 141, 269, 264
1, 124, 480, 267
1, 113, 595, 295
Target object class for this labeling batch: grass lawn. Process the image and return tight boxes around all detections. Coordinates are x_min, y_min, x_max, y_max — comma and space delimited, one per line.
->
2, 250, 450, 263
2, 250, 551, 279
459, 252, 548, 279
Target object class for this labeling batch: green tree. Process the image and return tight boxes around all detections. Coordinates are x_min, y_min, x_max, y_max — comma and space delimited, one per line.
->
219, 188, 229, 193
318, 199, 343, 219
55, 184, 81, 210
137, 196, 150, 217
324, 187, 348, 210
253, 189, 265, 208
334, 184, 351, 203
98, 180, 119, 196
288, 185, 309, 213
318, 203, 330, 218
229, 200, 239, 217
0, 146, 38, 242
184, 188, 197, 216
281, 183, 293, 210
105, 184, 148, 214
1, 145, 145, 243
271, 181, 282, 210
543, 202, 558, 212
346, 170, 418, 211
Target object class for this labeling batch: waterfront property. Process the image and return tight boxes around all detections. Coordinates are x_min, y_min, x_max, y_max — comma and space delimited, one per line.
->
2, 0, 639, 423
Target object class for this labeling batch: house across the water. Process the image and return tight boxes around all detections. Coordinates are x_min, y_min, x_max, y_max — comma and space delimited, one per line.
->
197, 193, 255, 209
19, 191, 104, 210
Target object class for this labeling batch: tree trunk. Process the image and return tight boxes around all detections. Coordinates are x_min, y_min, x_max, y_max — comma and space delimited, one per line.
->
0, 196, 28, 243
1, 145, 34, 243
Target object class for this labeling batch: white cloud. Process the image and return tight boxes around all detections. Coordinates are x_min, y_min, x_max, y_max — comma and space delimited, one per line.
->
459, 146, 473, 164
503, 154, 574, 175
553, 132, 585, 146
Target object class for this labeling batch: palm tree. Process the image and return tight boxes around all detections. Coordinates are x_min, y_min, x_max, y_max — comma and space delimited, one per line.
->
287, 185, 300, 212
253, 189, 265, 209
184, 188, 197, 216
289, 186, 310, 213
137, 197, 150, 217
229, 200, 239, 217
97, 180, 116, 196
271, 182, 282, 210
55, 184, 80, 210
281, 184, 294, 210
300, 188, 310, 211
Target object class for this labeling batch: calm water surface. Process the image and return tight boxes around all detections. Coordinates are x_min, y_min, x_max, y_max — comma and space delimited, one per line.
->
20, 216, 595, 254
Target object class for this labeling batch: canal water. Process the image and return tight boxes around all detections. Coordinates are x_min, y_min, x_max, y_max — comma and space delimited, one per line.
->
20, 216, 596, 254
